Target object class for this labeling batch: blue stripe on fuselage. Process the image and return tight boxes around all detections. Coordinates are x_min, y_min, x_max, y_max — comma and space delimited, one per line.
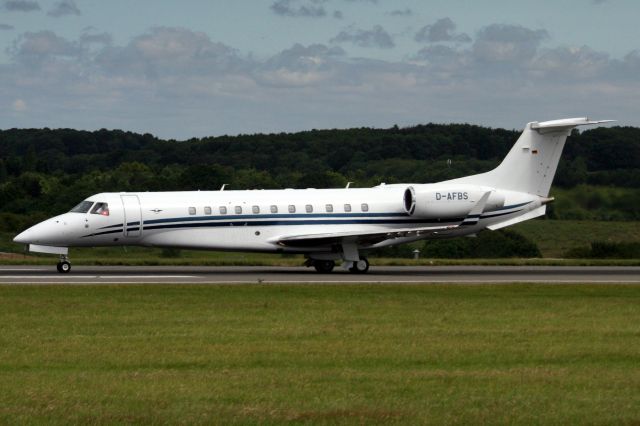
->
143, 211, 409, 225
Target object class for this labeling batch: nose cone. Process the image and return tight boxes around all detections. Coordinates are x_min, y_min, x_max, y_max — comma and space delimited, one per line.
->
13, 216, 71, 246
13, 229, 33, 244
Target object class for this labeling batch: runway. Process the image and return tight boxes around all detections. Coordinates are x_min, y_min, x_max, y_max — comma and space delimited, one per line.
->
0, 265, 639, 284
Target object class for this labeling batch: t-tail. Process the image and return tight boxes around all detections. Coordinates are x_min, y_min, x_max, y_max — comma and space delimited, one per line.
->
446, 117, 614, 196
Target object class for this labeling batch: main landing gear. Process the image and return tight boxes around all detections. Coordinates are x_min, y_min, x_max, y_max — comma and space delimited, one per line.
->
311, 259, 336, 273
57, 254, 71, 273
308, 258, 369, 274
348, 258, 369, 274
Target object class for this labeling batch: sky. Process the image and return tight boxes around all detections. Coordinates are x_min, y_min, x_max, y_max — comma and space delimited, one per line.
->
0, 0, 638, 139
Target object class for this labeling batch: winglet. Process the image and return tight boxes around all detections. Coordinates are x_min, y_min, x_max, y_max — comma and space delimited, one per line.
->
461, 191, 491, 226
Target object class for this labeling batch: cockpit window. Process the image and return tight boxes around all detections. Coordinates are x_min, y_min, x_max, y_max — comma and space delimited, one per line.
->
69, 200, 94, 213
90, 202, 110, 216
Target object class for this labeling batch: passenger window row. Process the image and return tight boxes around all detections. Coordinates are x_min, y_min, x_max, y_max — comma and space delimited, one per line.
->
187, 203, 369, 215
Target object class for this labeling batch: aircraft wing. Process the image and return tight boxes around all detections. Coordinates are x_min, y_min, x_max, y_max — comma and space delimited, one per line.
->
272, 223, 459, 248
272, 191, 491, 248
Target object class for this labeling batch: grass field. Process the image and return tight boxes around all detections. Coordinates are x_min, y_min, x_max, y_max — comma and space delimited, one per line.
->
1, 284, 640, 424
512, 220, 640, 258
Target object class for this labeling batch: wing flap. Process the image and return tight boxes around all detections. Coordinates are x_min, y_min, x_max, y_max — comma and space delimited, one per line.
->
273, 224, 459, 248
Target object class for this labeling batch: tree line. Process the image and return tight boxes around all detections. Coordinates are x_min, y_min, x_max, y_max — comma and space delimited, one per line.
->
1, 124, 639, 231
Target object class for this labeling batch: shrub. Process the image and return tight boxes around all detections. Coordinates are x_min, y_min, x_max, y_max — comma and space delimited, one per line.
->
423, 229, 541, 258
565, 241, 640, 259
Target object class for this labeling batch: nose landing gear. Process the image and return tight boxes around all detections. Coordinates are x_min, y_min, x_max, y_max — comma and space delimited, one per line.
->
57, 255, 71, 273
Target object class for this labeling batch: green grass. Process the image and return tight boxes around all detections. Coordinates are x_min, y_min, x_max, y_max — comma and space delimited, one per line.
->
513, 219, 640, 258
1, 284, 640, 424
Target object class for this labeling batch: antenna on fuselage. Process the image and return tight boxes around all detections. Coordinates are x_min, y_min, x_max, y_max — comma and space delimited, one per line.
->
345, 182, 353, 188
220, 184, 227, 191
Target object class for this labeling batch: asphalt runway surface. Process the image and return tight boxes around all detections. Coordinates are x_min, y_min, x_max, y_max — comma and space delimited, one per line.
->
0, 265, 639, 284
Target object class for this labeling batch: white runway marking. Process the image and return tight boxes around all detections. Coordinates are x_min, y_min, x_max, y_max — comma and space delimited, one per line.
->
0, 268, 46, 271
0, 275, 195, 279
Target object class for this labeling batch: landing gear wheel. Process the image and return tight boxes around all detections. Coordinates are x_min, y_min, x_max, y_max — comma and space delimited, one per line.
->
57, 261, 71, 274
313, 260, 335, 273
349, 258, 369, 274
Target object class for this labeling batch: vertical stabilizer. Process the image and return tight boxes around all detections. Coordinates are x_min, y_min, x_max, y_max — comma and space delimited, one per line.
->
444, 118, 614, 196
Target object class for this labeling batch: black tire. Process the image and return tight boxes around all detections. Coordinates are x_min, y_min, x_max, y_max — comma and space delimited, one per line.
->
57, 261, 71, 273
313, 260, 335, 273
349, 258, 369, 274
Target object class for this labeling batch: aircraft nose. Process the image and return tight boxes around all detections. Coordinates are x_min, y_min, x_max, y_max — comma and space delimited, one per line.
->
13, 217, 68, 246
13, 229, 33, 244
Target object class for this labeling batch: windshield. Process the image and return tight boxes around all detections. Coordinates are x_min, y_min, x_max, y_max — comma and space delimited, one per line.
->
69, 200, 94, 213
90, 202, 109, 216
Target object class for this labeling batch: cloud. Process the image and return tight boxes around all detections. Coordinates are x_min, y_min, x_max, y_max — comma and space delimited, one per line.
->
1, 23, 638, 138
270, 0, 326, 17
472, 23, 548, 64
9, 30, 82, 64
333, 10, 343, 19
388, 8, 412, 17
3, 0, 40, 12
95, 27, 245, 78
12, 99, 27, 111
258, 43, 346, 87
415, 17, 471, 43
414, 44, 469, 72
79, 30, 112, 46
0, 23, 15, 30
532, 46, 610, 79
331, 25, 394, 49
47, 0, 80, 17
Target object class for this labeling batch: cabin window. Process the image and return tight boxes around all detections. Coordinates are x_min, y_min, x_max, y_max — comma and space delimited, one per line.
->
325, 204, 333, 213
270, 205, 278, 213
235, 206, 242, 214
305, 204, 313, 213
188, 207, 196, 215
69, 200, 93, 213
344, 203, 352, 212
252, 205, 260, 214
219, 206, 227, 215
90, 202, 110, 216
288, 205, 296, 213
361, 203, 369, 212
204, 206, 212, 215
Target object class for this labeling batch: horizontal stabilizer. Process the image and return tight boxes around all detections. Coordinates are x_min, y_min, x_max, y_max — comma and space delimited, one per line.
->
531, 118, 615, 132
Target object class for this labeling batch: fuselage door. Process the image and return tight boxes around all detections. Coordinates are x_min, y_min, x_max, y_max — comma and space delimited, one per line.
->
121, 195, 142, 237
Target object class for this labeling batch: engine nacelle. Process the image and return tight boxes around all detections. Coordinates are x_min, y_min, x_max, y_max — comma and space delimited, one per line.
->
403, 186, 505, 219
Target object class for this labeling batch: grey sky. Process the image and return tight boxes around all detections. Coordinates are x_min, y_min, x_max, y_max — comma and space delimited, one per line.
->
0, 0, 638, 138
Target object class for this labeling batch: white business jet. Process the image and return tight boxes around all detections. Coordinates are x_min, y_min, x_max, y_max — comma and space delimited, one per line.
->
14, 117, 612, 273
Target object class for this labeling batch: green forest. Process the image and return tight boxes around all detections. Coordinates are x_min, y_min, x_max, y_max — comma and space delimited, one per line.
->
1, 123, 639, 235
